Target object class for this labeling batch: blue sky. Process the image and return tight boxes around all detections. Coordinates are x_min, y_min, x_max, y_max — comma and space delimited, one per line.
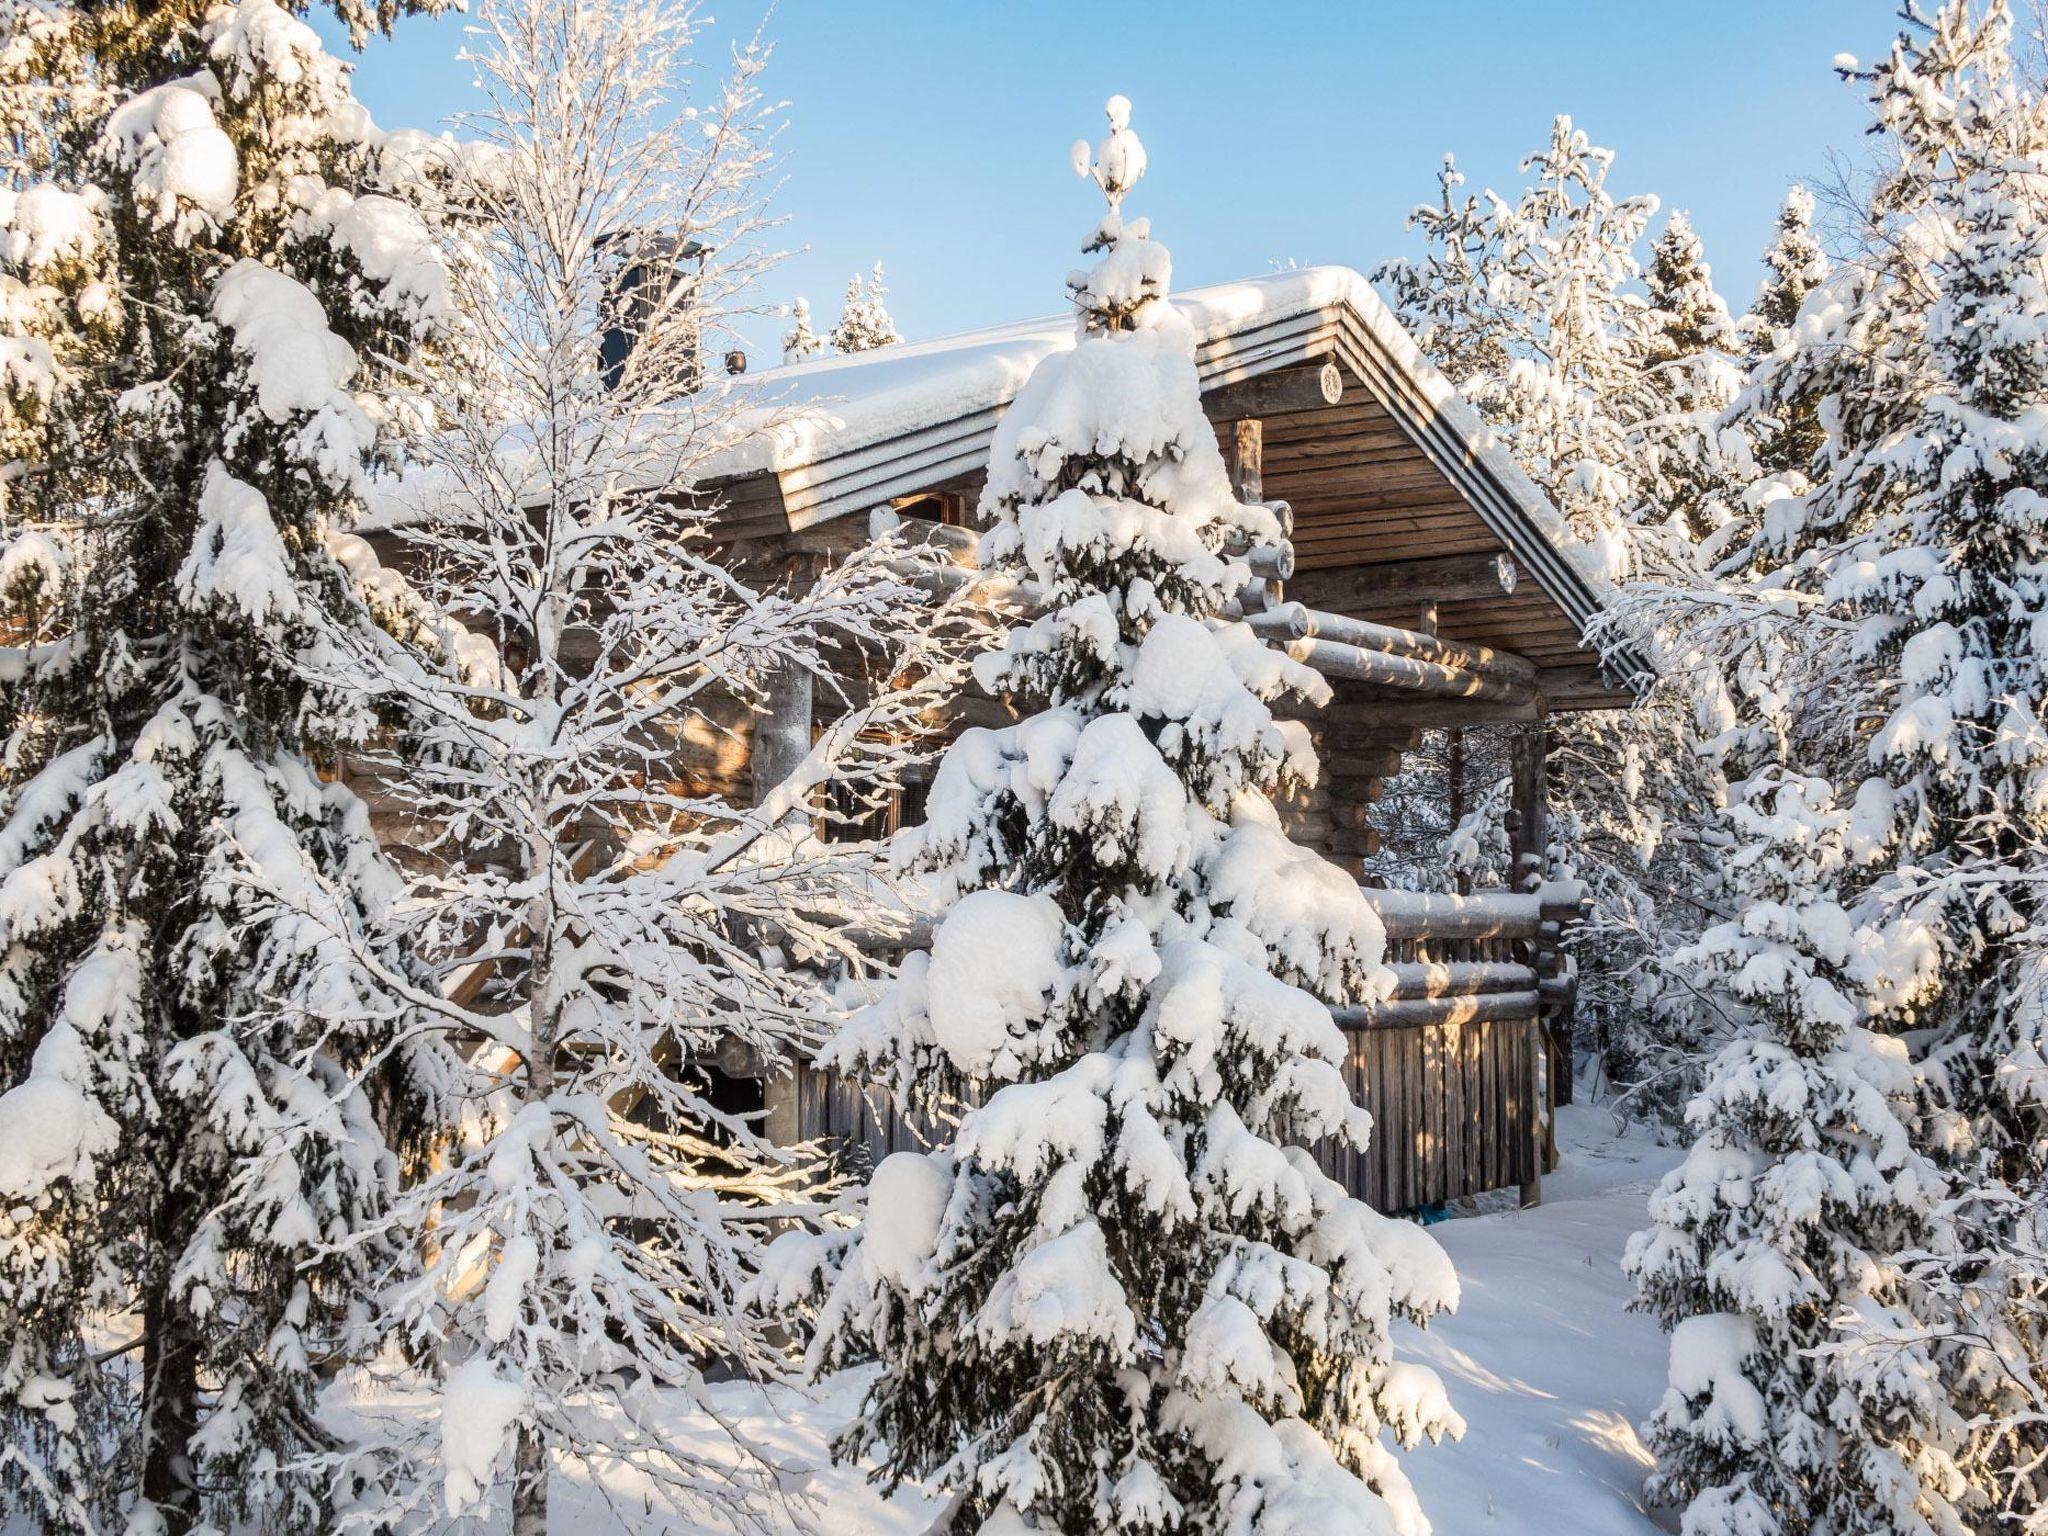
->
321, 0, 1898, 359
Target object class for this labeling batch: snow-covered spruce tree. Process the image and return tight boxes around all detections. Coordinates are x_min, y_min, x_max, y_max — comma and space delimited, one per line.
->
783, 293, 823, 363
1747, 186, 1830, 370
0, 2, 456, 1531
1702, 185, 1835, 609
771, 96, 1462, 1536
1766, 6, 2048, 1523
1738, 184, 1830, 493
1629, 212, 1743, 555
331, 0, 979, 1528
1625, 769, 1965, 1535
828, 259, 900, 352
1634, 184, 1839, 794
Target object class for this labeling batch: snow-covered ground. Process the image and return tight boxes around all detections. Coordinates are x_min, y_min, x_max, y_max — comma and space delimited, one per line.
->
488, 1099, 1683, 1535
1397, 1101, 1683, 1535
3, 1103, 1677, 1536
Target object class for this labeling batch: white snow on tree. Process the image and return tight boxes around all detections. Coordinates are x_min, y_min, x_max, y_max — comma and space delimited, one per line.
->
1378, 119, 1729, 1120
828, 260, 901, 352
765, 95, 1462, 1536
783, 293, 823, 363
1745, 5, 2048, 1523
1626, 769, 1966, 1535
0, 1, 458, 1530
1629, 211, 1744, 559
1382, 115, 1655, 582
323, 0, 981, 1529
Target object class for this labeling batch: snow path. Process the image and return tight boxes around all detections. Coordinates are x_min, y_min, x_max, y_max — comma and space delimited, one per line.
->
1396, 1102, 1683, 1535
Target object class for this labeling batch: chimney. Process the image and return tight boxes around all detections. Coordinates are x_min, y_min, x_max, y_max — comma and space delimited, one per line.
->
597, 230, 707, 392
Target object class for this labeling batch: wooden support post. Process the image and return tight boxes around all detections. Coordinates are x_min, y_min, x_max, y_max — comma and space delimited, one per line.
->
756, 624, 815, 1148
1508, 715, 1550, 1207
1509, 713, 1550, 893
1224, 418, 1263, 502
1447, 727, 1468, 896
1225, 418, 1282, 606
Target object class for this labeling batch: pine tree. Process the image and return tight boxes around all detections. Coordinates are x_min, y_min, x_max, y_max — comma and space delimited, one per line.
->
1627, 769, 1967, 1535
828, 259, 900, 352
1747, 186, 1829, 370
1713, 186, 1833, 586
1643, 212, 1733, 371
328, 0, 978, 1528
783, 293, 823, 363
0, 1, 453, 1530
773, 96, 1462, 1535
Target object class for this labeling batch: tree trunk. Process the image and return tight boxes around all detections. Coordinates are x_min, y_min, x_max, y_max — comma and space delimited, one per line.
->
140, 1258, 199, 1534
512, 1421, 549, 1536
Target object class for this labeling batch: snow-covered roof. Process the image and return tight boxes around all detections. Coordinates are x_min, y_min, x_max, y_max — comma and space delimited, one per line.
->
717, 267, 1624, 665
366, 264, 1634, 690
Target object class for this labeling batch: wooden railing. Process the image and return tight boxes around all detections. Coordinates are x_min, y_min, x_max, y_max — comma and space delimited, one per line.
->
786, 880, 1587, 1214
1314, 883, 1583, 1210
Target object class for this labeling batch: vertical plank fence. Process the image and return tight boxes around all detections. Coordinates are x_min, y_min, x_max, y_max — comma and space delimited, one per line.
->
789, 882, 1586, 1212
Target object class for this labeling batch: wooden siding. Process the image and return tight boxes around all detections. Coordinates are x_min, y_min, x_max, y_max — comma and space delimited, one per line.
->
1249, 387, 1625, 703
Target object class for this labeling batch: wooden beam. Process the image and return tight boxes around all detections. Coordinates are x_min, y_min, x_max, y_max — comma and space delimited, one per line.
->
1332, 989, 1542, 1031
1223, 418, 1263, 502
1202, 359, 1343, 419
1285, 637, 1532, 703
1371, 889, 1543, 943
1287, 552, 1518, 610
1315, 695, 1545, 727
1262, 606, 1537, 688
1536, 663, 1638, 709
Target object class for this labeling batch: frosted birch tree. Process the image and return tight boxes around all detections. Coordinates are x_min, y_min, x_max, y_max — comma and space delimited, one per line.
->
767, 96, 1462, 1536
0, 1, 459, 1530
324, 0, 979, 1529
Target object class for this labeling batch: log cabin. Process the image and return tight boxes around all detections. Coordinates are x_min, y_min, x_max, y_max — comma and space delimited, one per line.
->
687, 265, 1645, 1212
369, 264, 1645, 1215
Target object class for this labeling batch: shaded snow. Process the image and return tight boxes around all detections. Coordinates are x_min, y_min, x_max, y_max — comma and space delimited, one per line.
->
1394, 1102, 1682, 1534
